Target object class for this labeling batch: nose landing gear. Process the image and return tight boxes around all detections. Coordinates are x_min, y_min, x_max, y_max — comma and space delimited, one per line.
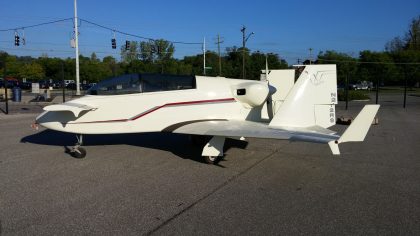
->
71, 134, 87, 158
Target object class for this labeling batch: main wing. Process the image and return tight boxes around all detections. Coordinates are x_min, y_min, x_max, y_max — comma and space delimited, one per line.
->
163, 119, 340, 144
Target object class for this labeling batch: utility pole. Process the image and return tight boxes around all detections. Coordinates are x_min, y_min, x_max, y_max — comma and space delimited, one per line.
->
74, 0, 81, 96
215, 34, 224, 76
345, 73, 349, 110
241, 26, 254, 79
203, 37, 206, 76
241, 26, 246, 79
61, 61, 65, 103
309, 48, 313, 65
403, 68, 407, 108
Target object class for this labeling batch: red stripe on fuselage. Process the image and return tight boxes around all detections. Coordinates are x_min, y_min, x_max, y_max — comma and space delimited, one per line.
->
70, 98, 235, 124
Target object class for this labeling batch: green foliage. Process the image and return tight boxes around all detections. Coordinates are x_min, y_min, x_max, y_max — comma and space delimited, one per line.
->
317, 51, 358, 84
359, 50, 399, 85
18, 62, 45, 80
386, 15, 420, 52
338, 90, 370, 101
391, 50, 420, 86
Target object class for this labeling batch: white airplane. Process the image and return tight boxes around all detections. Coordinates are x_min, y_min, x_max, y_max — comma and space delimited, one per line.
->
34, 64, 379, 164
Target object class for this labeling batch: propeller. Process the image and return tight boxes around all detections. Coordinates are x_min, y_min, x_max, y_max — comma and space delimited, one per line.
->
264, 55, 276, 120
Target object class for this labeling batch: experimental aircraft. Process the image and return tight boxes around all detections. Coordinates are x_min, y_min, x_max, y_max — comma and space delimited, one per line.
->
34, 64, 380, 164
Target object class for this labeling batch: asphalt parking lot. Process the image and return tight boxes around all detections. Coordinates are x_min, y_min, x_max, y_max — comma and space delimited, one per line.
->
0, 94, 419, 235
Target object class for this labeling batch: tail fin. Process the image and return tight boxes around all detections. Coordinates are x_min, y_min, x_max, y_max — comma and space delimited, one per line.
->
269, 65, 337, 128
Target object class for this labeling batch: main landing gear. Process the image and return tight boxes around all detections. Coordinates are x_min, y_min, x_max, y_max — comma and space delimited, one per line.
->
202, 136, 226, 165
190, 135, 225, 164
71, 134, 87, 158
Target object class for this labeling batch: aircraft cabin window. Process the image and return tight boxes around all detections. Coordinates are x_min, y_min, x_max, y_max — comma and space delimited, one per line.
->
88, 73, 196, 95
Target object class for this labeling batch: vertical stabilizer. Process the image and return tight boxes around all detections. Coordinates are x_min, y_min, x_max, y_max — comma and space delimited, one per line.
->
269, 65, 337, 128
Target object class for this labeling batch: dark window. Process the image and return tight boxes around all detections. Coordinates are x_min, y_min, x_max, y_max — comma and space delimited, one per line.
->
237, 88, 246, 96
141, 74, 196, 92
88, 73, 196, 95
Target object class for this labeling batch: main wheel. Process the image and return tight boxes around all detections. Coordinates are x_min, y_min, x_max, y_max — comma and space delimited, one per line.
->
72, 147, 87, 158
204, 155, 220, 164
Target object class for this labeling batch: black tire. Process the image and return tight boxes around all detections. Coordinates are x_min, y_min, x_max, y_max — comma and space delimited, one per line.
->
204, 155, 221, 164
72, 147, 87, 158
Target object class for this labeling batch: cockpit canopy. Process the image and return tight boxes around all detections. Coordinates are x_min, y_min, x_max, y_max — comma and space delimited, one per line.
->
88, 73, 196, 95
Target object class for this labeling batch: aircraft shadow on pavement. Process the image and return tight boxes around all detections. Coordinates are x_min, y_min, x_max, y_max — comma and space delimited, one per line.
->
21, 130, 248, 164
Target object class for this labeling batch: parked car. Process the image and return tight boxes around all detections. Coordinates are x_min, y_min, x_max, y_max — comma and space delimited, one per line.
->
19, 82, 32, 90
348, 84, 358, 90
82, 84, 93, 90
354, 81, 373, 90
0, 79, 18, 88
66, 82, 77, 90
64, 80, 75, 87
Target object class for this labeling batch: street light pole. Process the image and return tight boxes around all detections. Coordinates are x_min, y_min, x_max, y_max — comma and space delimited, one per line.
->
74, 0, 81, 96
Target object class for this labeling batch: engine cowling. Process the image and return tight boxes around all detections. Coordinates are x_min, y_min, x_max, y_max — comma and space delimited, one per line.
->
231, 82, 269, 108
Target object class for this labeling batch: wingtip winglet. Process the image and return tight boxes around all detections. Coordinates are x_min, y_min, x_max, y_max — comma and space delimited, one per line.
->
328, 104, 380, 155
338, 105, 380, 144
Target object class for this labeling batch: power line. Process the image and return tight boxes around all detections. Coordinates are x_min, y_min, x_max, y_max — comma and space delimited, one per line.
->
79, 18, 202, 45
0, 18, 73, 32
317, 58, 420, 65
0, 17, 203, 46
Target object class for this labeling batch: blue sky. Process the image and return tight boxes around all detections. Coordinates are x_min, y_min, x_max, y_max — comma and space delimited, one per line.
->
0, 0, 419, 63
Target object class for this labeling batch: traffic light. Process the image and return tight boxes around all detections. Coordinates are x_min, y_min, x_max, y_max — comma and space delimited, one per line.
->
125, 40, 130, 50
14, 35, 20, 46
111, 38, 116, 49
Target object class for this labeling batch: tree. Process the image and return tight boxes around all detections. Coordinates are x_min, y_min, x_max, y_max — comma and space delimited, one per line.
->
121, 41, 139, 63
90, 52, 99, 63
18, 62, 45, 81
102, 56, 120, 77
405, 16, 420, 51
386, 15, 420, 52
318, 51, 358, 84
392, 50, 420, 87
358, 51, 399, 85
247, 51, 287, 80
385, 37, 406, 52
138, 39, 175, 73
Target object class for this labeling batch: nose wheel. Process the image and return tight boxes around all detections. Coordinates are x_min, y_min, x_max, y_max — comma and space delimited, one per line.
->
71, 134, 87, 158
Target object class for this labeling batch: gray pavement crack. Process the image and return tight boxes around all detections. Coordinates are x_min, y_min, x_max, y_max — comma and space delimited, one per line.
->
145, 149, 278, 235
